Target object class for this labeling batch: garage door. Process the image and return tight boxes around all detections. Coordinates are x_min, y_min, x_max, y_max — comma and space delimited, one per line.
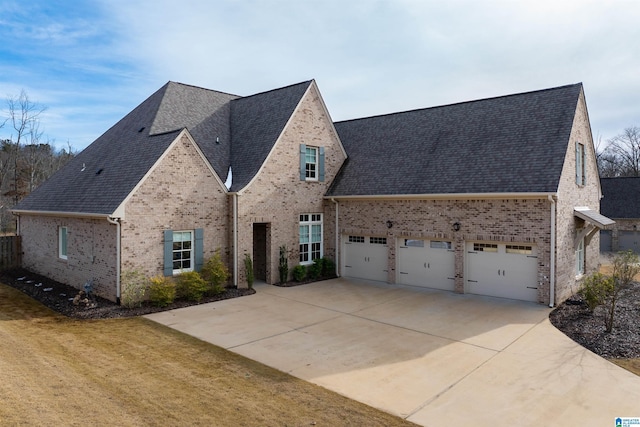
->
397, 238, 455, 290
343, 235, 388, 282
465, 242, 539, 302
600, 230, 612, 252
619, 231, 640, 253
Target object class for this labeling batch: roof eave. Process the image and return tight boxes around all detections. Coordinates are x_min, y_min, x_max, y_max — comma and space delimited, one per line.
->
325, 192, 558, 201
11, 209, 113, 219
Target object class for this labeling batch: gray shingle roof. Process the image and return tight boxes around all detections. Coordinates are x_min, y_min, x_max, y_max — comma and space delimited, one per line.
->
327, 83, 583, 196
600, 177, 640, 218
14, 80, 312, 215
14, 83, 181, 215
229, 81, 312, 191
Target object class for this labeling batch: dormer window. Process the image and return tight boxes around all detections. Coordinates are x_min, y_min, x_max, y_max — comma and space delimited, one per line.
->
299, 144, 325, 182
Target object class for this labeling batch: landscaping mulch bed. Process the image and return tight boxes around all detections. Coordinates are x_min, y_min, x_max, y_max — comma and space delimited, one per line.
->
550, 281, 640, 359
0, 267, 255, 320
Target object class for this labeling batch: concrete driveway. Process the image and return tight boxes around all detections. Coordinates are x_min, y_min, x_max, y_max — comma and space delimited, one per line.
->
145, 278, 640, 426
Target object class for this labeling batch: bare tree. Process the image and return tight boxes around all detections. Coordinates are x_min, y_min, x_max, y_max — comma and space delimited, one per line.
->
606, 126, 640, 177
5, 90, 46, 205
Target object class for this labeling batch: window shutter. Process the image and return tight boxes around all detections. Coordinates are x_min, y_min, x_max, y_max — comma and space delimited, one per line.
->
300, 144, 306, 180
194, 228, 204, 272
318, 146, 325, 182
163, 230, 173, 276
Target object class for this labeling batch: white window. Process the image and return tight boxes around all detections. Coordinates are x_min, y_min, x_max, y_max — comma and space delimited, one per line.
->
576, 238, 584, 276
349, 235, 365, 243
305, 146, 318, 180
576, 142, 586, 186
59, 226, 68, 260
172, 230, 194, 274
370, 237, 387, 245
430, 241, 452, 250
473, 243, 498, 252
299, 214, 322, 264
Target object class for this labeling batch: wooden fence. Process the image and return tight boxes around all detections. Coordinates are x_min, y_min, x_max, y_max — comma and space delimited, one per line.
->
0, 235, 21, 270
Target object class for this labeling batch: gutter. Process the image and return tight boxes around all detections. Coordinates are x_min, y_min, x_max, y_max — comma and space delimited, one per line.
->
107, 216, 122, 304
331, 198, 339, 277
11, 209, 112, 219
548, 195, 556, 308
324, 192, 557, 201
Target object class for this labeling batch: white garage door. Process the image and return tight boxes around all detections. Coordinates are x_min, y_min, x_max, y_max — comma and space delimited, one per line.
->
466, 242, 539, 302
397, 238, 455, 291
343, 235, 388, 282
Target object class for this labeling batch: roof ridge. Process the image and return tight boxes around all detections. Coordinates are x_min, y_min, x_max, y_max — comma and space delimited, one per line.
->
167, 81, 240, 98
335, 83, 583, 125
235, 80, 313, 102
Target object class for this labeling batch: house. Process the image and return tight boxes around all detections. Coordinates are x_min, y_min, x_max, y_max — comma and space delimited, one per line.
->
12, 80, 612, 306
600, 177, 640, 253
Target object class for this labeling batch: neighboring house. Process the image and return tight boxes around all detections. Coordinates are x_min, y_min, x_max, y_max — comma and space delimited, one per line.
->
12, 80, 611, 306
600, 177, 640, 253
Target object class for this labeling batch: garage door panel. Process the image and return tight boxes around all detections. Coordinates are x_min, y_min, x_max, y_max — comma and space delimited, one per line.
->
398, 239, 455, 291
466, 242, 538, 302
619, 231, 640, 253
343, 236, 388, 282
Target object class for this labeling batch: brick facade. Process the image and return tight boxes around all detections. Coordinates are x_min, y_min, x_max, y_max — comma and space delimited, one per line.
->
121, 132, 230, 279
337, 198, 552, 303
19, 214, 118, 301
234, 83, 346, 286
553, 90, 602, 304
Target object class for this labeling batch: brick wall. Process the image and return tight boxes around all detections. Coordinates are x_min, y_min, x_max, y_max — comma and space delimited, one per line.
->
554, 89, 603, 304
235, 83, 346, 285
337, 197, 551, 303
19, 214, 118, 301
121, 132, 230, 279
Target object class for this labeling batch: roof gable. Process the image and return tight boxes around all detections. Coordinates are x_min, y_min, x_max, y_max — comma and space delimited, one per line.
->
328, 83, 583, 197
229, 80, 312, 191
600, 177, 640, 218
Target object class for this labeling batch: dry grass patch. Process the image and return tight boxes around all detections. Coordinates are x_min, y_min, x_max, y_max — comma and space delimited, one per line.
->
610, 358, 640, 376
0, 283, 415, 426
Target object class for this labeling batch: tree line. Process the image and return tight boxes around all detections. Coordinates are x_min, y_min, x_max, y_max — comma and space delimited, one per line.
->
0, 90, 75, 232
597, 126, 640, 178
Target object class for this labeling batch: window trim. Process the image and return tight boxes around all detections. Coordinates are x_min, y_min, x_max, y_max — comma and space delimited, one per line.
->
299, 213, 323, 265
305, 146, 318, 181
299, 144, 325, 182
58, 226, 68, 260
575, 238, 585, 277
576, 142, 586, 186
172, 230, 194, 275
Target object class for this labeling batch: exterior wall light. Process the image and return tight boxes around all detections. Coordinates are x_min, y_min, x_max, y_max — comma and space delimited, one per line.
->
386, 220, 393, 229
452, 222, 461, 232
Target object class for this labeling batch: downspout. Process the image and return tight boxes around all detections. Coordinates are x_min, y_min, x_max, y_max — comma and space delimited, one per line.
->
107, 216, 121, 304
331, 198, 339, 277
548, 195, 556, 308
233, 193, 238, 288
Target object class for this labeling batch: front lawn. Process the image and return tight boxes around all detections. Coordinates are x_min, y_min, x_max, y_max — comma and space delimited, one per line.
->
0, 283, 415, 426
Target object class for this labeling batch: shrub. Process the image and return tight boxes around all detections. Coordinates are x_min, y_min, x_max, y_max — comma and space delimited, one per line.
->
579, 272, 613, 312
279, 245, 289, 285
308, 259, 322, 280
201, 250, 229, 295
244, 253, 254, 289
148, 276, 176, 307
176, 271, 209, 302
292, 265, 306, 282
120, 270, 148, 308
321, 257, 336, 277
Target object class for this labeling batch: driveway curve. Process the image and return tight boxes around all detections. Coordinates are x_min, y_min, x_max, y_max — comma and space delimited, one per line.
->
146, 278, 640, 426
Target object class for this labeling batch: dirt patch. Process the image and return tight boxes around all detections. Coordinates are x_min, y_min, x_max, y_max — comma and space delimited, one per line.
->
0, 267, 255, 319
550, 281, 640, 359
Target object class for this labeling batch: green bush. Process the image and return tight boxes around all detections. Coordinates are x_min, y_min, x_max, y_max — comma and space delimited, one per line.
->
244, 253, 254, 289
148, 276, 176, 307
176, 271, 209, 302
120, 270, 148, 308
292, 265, 306, 282
321, 257, 336, 277
279, 245, 289, 285
201, 250, 229, 295
308, 259, 322, 280
579, 272, 613, 312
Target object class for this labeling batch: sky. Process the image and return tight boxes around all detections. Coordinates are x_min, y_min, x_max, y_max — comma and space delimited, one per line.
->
0, 0, 639, 153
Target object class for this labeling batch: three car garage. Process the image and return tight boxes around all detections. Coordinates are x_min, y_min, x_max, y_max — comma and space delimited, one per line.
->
342, 235, 540, 303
